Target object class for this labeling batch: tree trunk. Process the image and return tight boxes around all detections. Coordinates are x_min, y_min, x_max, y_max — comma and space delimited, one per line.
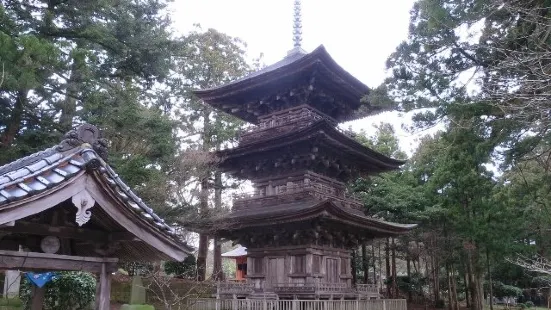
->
391, 237, 398, 298
477, 273, 484, 310
372, 243, 377, 284
1, 91, 27, 148
378, 241, 383, 292
467, 251, 483, 310
464, 265, 471, 309
385, 238, 391, 298
197, 233, 209, 281
425, 255, 431, 304
451, 265, 459, 310
362, 243, 369, 284
59, 51, 83, 132
212, 237, 223, 281
352, 249, 357, 285
433, 253, 440, 306
197, 108, 212, 281
447, 264, 453, 310
211, 171, 224, 281
407, 256, 412, 302
487, 249, 493, 310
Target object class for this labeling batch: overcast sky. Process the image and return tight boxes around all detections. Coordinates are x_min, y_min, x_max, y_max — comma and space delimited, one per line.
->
169, 0, 435, 155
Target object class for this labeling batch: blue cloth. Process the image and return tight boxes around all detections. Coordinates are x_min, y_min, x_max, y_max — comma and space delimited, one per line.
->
25, 272, 57, 288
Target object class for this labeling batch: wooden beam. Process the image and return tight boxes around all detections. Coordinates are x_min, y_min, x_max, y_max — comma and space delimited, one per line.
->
0, 221, 15, 227
0, 250, 118, 273
86, 177, 189, 261
0, 222, 137, 242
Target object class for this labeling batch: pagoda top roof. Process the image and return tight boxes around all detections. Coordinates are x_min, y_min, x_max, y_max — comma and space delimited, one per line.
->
193, 45, 384, 124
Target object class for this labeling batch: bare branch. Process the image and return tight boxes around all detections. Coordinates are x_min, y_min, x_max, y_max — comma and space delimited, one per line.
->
143, 268, 215, 310
507, 254, 551, 275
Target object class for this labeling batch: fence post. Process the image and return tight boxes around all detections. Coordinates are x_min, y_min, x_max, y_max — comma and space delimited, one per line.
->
382, 299, 386, 310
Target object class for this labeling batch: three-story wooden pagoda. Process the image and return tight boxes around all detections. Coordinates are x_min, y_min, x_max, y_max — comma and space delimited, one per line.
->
193, 45, 416, 300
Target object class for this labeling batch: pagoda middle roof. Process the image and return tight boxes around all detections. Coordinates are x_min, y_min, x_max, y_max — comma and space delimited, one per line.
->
218, 120, 405, 174
193, 45, 382, 124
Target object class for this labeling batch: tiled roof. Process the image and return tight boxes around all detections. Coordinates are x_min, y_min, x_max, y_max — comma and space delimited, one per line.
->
220, 198, 416, 236
221, 246, 247, 257
0, 124, 192, 253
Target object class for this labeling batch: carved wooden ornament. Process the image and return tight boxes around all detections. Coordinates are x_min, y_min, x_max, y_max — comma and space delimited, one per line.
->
72, 190, 95, 226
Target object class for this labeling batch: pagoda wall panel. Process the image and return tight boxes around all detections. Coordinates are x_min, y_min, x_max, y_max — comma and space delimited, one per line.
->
246, 245, 352, 292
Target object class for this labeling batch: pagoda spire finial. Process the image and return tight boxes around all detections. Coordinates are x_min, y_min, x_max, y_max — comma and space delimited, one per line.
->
292, 0, 302, 48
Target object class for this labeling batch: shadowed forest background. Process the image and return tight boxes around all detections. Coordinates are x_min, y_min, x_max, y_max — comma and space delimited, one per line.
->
2, 0, 551, 310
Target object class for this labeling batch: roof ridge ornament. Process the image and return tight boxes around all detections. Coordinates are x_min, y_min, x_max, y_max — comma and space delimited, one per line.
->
293, 0, 302, 49
287, 0, 307, 56
57, 124, 109, 160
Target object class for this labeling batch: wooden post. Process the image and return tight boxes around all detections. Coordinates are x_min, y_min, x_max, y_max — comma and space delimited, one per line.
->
96, 262, 111, 310
94, 273, 101, 310
30, 286, 45, 310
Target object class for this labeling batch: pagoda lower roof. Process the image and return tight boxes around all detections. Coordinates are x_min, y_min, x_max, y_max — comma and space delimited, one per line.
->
218, 120, 405, 175
193, 45, 383, 124
213, 198, 416, 238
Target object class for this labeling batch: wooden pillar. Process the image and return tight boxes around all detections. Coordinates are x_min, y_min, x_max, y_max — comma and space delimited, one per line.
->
95, 274, 101, 310
30, 286, 45, 310
96, 262, 111, 310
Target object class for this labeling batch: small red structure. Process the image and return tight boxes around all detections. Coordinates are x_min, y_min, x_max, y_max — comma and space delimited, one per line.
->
221, 246, 247, 282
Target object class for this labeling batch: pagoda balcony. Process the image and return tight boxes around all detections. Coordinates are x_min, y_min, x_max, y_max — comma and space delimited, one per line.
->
217, 282, 255, 295
356, 284, 380, 297
239, 105, 338, 144
232, 183, 363, 211
272, 282, 349, 294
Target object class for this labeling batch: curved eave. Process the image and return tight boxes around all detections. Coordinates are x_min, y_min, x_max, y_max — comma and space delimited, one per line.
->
193, 45, 370, 123
218, 120, 405, 172
222, 200, 416, 237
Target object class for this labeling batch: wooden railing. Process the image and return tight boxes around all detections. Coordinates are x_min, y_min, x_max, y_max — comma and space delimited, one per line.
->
272, 282, 316, 294
188, 298, 407, 310
217, 282, 379, 297
233, 183, 363, 211
217, 282, 254, 295
356, 284, 379, 296
316, 282, 349, 293
240, 106, 338, 144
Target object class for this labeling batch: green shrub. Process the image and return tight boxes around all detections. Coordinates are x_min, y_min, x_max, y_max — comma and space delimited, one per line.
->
164, 256, 197, 279
21, 272, 96, 310
493, 282, 523, 298
0, 298, 22, 306
525, 301, 535, 308
435, 299, 445, 308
